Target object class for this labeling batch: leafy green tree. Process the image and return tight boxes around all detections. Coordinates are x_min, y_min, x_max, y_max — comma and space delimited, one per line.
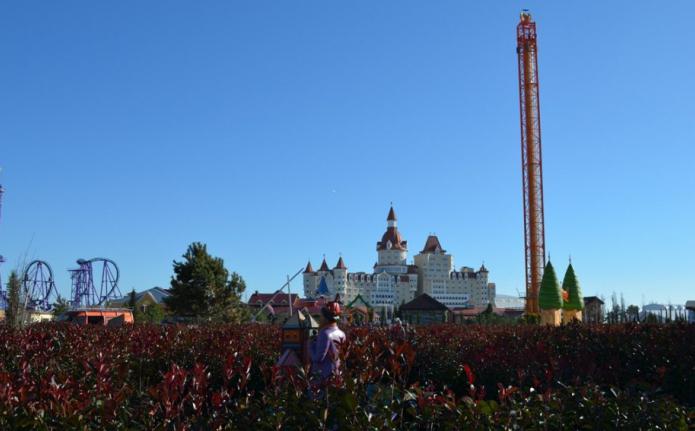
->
5, 271, 21, 328
135, 303, 166, 324
52, 295, 70, 316
561, 263, 584, 311
165, 242, 248, 323
539, 261, 563, 310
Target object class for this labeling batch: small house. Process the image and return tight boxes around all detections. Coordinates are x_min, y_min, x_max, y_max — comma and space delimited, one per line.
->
582, 296, 604, 324
400, 294, 449, 325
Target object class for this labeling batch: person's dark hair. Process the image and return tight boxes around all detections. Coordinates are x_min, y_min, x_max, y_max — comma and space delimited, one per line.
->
321, 307, 338, 323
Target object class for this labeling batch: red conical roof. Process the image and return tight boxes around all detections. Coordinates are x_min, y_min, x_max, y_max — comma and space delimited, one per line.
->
387, 206, 397, 221
318, 258, 330, 272
335, 256, 347, 270
304, 261, 314, 273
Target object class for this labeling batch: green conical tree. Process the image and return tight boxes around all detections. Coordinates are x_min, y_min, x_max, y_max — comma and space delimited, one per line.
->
539, 261, 563, 310
562, 263, 584, 310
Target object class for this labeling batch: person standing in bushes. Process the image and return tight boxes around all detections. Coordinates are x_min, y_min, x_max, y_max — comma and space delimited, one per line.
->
390, 317, 406, 342
310, 299, 346, 382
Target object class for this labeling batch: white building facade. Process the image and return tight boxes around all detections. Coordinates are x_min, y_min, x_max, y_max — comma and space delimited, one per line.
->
302, 207, 496, 310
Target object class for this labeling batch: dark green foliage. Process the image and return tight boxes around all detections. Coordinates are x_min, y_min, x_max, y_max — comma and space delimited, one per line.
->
134, 303, 166, 324
127, 289, 137, 309
165, 242, 248, 323
539, 261, 563, 310
626, 305, 640, 322
519, 313, 540, 325
52, 296, 70, 316
562, 263, 584, 310
475, 302, 518, 325
5, 272, 21, 328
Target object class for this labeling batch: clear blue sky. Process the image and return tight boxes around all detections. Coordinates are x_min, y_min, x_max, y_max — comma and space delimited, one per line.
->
1, 1, 694, 307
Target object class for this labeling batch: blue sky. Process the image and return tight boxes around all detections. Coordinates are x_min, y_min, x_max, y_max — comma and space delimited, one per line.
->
1, 1, 693, 306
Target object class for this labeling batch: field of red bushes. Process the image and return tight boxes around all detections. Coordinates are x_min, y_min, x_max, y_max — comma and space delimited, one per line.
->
0, 322, 693, 429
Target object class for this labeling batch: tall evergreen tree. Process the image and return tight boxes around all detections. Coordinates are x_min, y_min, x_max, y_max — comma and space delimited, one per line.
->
561, 263, 584, 310
165, 242, 247, 323
127, 289, 137, 309
539, 261, 563, 310
5, 271, 21, 328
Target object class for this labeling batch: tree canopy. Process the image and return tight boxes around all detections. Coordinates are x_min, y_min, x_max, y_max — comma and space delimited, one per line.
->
539, 261, 563, 310
52, 295, 70, 316
164, 242, 248, 323
561, 263, 584, 310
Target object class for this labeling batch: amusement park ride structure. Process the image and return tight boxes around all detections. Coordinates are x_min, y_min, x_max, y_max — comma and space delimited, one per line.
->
517, 11, 547, 316
69, 258, 122, 308
0, 184, 121, 311
22, 260, 57, 311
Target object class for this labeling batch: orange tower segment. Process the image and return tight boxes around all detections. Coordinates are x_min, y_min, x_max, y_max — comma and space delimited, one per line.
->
517, 11, 546, 315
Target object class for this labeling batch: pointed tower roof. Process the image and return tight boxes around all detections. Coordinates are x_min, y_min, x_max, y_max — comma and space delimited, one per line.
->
387, 206, 397, 221
539, 260, 563, 310
377, 206, 407, 251
304, 261, 314, 273
479, 263, 489, 273
318, 257, 330, 272
561, 263, 584, 310
316, 276, 330, 296
334, 256, 347, 270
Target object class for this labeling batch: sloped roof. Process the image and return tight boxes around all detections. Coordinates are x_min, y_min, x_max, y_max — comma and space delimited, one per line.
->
248, 291, 299, 306
387, 206, 397, 221
334, 257, 347, 270
377, 227, 407, 251
304, 261, 314, 273
421, 235, 445, 253
318, 258, 330, 272
583, 296, 604, 304
400, 293, 448, 311
686, 300, 695, 310
347, 294, 371, 309
112, 287, 171, 305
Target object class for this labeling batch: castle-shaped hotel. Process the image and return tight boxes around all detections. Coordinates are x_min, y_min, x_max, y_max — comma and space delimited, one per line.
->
303, 207, 496, 310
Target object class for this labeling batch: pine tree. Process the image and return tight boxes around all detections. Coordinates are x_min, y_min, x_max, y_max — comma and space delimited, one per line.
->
127, 289, 137, 309
561, 263, 584, 310
5, 271, 21, 328
539, 261, 563, 310
165, 242, 247, 323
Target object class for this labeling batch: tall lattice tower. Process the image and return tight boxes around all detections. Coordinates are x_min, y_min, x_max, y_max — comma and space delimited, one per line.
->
517, 11, 546, 315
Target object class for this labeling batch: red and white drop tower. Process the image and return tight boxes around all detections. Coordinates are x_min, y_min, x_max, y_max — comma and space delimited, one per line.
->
517, 11, 546, 315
